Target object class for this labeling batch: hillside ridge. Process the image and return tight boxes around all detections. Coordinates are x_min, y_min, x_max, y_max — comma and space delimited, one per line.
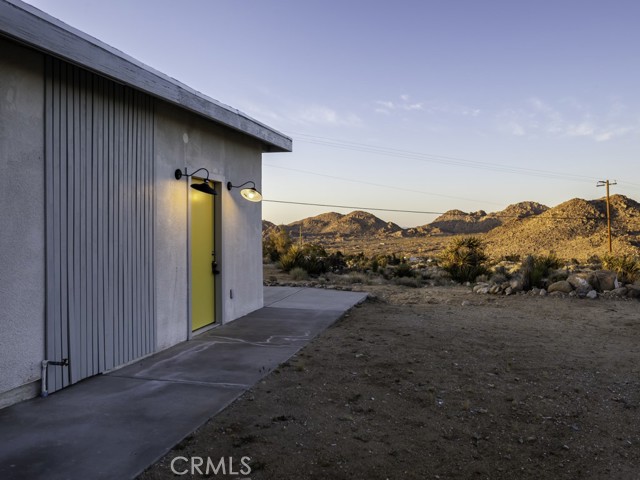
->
263, 195, 640, 260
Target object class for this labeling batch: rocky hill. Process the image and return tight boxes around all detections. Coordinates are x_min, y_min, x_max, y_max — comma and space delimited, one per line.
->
264, 195, 640, 261
280, 210, 403, 238
262, 220, 276, 231
429, 209, 499, 234
427, 201, 549, 234
484, 195, 640, 260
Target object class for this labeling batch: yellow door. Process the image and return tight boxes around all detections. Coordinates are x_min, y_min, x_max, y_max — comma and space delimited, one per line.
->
190, 185, 216, 331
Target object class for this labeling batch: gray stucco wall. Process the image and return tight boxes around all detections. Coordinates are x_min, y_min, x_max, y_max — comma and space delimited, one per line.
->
0, 37, 45, 401
0, 36, 268, 403
154, 102, 264, 350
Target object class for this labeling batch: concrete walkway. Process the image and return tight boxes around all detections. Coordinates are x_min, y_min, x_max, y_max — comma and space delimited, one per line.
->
0, 287, 368, 480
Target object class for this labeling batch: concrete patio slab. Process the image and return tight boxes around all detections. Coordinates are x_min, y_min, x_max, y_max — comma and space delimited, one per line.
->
113, 307, 342, 387
263, 285, 304, 306
0, 287, 368, 480
0, 376, 243, 480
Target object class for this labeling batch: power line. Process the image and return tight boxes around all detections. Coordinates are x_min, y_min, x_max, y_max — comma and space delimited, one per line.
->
289, 132, 640, 189
292, 133, 592, 182
263, 133, 639, 217
263, 200, 443, 215
263, 199, 606, 221
263, 163, 504, 206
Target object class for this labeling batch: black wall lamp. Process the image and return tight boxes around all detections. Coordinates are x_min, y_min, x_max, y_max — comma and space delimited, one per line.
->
226, 181, 262, 202
174, 168, 217, 195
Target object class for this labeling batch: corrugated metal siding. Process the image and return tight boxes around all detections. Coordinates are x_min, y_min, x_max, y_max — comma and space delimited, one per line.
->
45, 57, 155, 392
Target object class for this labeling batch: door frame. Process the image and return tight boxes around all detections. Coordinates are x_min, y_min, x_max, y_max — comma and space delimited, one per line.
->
187, 178, 222, 339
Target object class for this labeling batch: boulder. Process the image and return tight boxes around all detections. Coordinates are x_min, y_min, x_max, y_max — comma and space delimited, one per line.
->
567, 274, 592, 292
548, 268, 569, 283
593, 270, 618, 292
626, 285, 640, 299
609, 287, 628, 296
539, 289, 548, 297
509, 277, 523, 292
547, 280, 573, 294
586, 290, 598, 299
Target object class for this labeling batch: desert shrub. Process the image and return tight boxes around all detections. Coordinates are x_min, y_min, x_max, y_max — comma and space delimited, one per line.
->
302, 244, 329, 275
489, 265, 509, 284
587, 254, 602, 266
278, 243, 329, 275
371, 258, 380, 273
345, 252, 369, 271
325, 251, 347, 273
302, 243, 328, 257
537, 252, 562, 271
489, 272, 508, 284
376, 255, 390, 268
533, 253, 562, 287
338, 252, 392, 274
367, 254, 391, 273
429, 269, 452, 286
302, 255, 325, 275
262, 236, 275, 261
439, 236, 488, 283
279, 245, 305, 272
289, 267, 309, 281
520, 253, 562, 289
263, 227, 292, 261
393, 262, 414, 278
602, 254, 640, 283
503, 254, 521, 263
324, 272, 373, 286
392, 276, 423, 288
520, 255, 534, 290
337, 272, 370, 285
386, 253, 402, 266
417, 268, 433, 280
493, 265, 508, 276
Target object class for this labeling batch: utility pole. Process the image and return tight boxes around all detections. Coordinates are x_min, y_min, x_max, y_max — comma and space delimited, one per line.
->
596, 180, 617, 253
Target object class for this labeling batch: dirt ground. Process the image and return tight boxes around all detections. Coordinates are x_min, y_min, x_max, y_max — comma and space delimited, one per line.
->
140, 285, 640, 480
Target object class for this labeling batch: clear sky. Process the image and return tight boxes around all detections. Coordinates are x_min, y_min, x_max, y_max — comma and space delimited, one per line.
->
23, 0, 640, 227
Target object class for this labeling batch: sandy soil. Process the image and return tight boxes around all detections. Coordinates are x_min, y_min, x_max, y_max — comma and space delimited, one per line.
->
140, 285, 640, 479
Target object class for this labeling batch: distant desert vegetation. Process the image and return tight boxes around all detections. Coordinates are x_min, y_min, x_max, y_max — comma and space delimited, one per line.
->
263, 194, 640, 262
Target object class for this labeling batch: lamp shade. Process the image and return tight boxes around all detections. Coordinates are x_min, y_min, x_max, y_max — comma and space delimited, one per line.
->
240, 187, 262, 202
191, 180, 217, 195
175, 168, 217, 195
227, 180, 262, 202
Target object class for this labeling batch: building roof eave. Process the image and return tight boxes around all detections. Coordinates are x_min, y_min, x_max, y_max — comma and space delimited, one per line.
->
0, 0, 292, 153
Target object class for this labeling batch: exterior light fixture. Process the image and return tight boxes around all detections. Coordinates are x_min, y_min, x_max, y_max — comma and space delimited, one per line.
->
174, 168, 217, 195
226, 181, 262, 202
